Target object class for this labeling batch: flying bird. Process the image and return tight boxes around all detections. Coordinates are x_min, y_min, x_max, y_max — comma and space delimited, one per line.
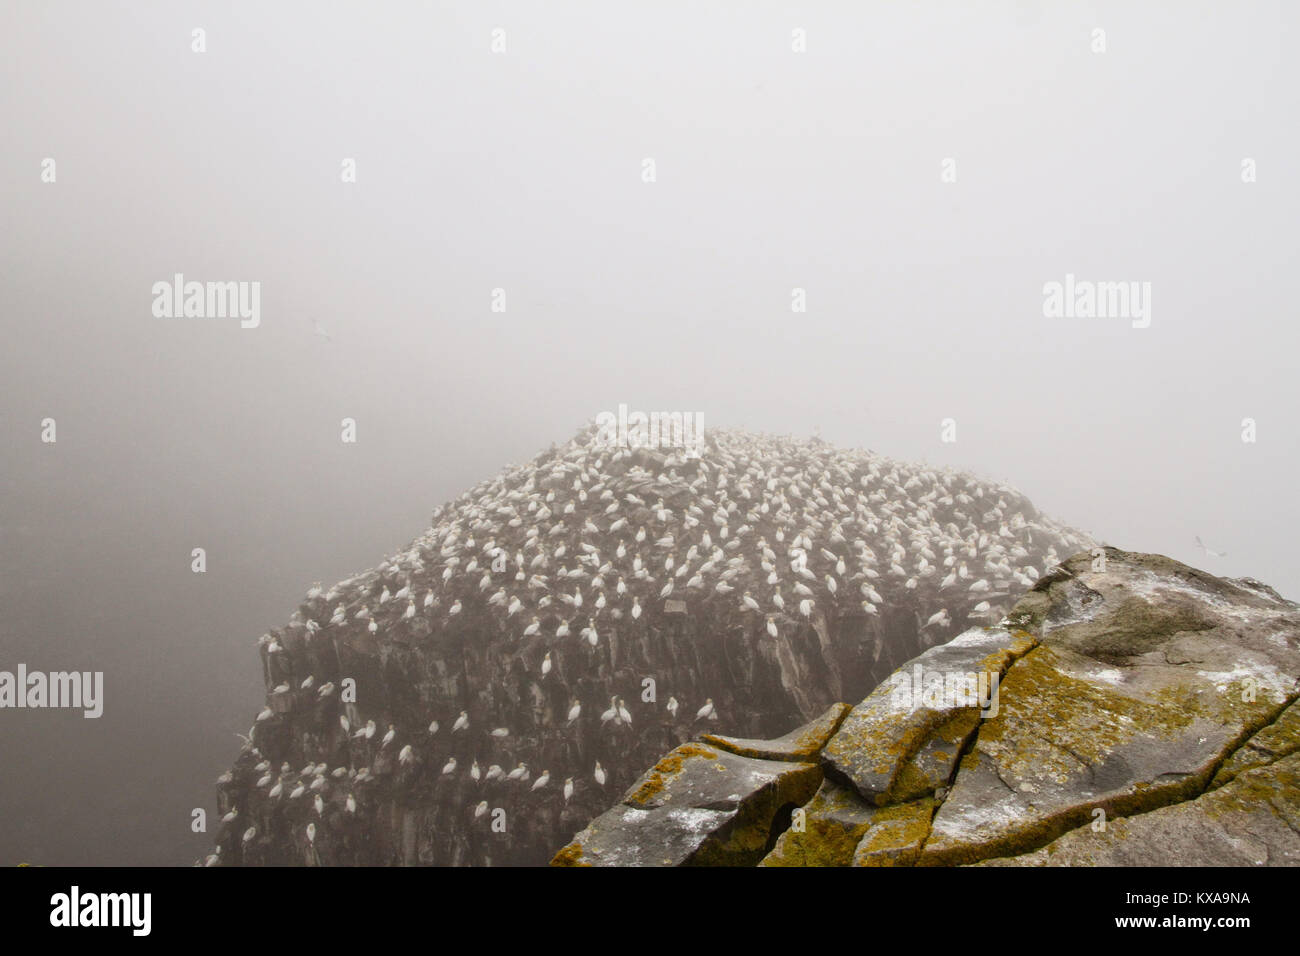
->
1195, 536, 1227, 558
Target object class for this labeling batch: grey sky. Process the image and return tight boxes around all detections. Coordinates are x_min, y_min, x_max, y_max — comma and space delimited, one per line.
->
1, 1, 1295, 864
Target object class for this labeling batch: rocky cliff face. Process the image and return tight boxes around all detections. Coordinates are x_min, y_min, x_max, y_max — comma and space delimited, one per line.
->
205, 426, 1090, 866
553, 549, 1300, 866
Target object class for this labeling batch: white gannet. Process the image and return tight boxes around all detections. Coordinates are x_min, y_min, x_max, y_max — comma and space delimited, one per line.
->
923, 609, 951, 629
1195, 536, 1227, 558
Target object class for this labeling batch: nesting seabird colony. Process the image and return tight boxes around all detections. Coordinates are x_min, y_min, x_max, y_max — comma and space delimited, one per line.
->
207, 424, 1092, 866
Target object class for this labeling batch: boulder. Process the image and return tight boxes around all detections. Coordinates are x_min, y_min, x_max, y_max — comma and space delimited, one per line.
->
552, 548, 1300, 867
919, 550, 1300, 865
821, 627, 1035, 805
979, 751, 1300, 867
553, 741, 821, 866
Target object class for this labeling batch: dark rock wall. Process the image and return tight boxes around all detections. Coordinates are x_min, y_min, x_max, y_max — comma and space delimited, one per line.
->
215, 598, 937, 866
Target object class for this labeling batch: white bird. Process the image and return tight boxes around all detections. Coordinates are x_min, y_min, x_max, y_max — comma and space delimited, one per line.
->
593, 761, 607, 786
563, 777, 575, 802
531, 770, 551, 791
1195, 536, 1227, 558
442, 757, 457, 775
541, 651, 553, 677
311, 319, 332, 342
666, 696, 679, 718
695, 698, 717, 721
923, 609, 951, 629
452, 711, 469, 732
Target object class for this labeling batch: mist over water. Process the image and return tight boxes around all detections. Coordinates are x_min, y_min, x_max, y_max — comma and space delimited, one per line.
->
2, 2, 1296, 865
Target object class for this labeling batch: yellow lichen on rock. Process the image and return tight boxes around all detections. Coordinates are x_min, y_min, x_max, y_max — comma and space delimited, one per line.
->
853, 798, 935, 866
